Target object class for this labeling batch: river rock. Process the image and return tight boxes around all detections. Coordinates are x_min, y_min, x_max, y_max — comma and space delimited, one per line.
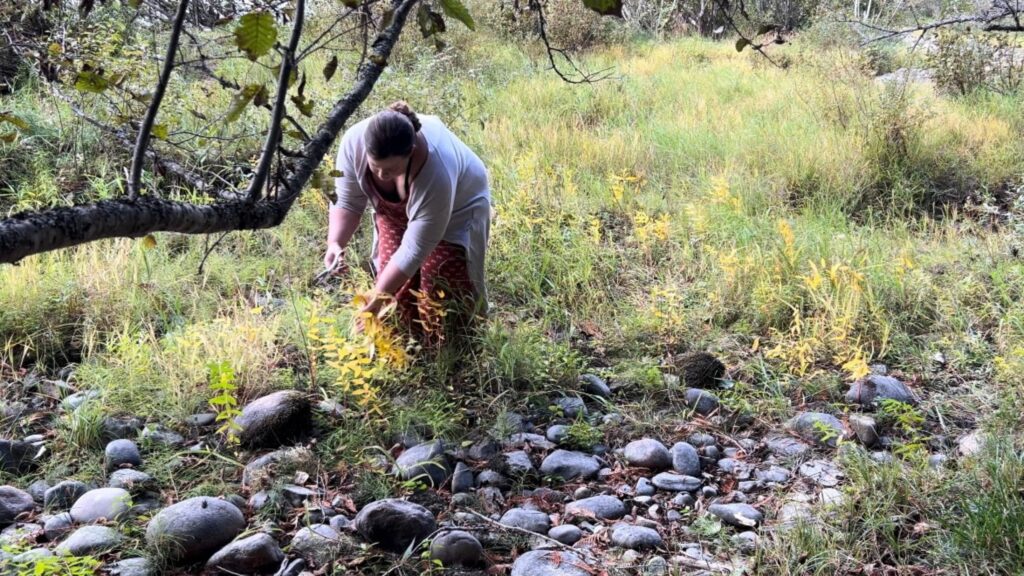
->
107, 557, 155, 576
511, 550, 593, 576
105, 439, 142, 472
429, 530, 484, 567
503, 450, 535, 477
101, 416, 144, 442
546, 425, 570, 444
43, 513, 74, 541
565, 495, 626, 520
846, 375, 918, 408
540, 450, 600, 481
109, 469, 156, 494
766, 435, 811, 458
44, 481, 88, 511
56, 525, 122, 556
145, 496, 245, 564
683, 388, 720, 415
787, 412, 847, 447
579, 374, 612, 398
242, 447, 315, 489
548, 524, 583, 545
354, 499, 436, 552
670, 442, 701, 476
289, 524, 354, 567
452, 462, 474, 494
554, 396, 587, 419
708, 503, 763, 528
798, 459, 843, 487
234, 390, 311, 449
848, 414, 879, 447
70, 488, 131, 524
652, 472, 701, 492
610, 524, 663, 550
624, 439, 671, 470
394, 441, 450, 488
500, 508, 550, 533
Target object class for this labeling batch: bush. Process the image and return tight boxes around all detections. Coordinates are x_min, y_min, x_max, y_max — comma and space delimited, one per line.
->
930, 29, 1024, 96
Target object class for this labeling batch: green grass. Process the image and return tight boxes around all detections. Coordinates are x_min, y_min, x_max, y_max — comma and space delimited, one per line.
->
2, 19, 1024, 575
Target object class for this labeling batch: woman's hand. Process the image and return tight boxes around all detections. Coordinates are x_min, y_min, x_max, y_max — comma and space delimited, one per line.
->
323, 242, 348, 276
352, 290, 393, 334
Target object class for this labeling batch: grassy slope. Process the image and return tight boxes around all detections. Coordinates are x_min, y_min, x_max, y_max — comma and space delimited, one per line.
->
2, 26, 1024, 574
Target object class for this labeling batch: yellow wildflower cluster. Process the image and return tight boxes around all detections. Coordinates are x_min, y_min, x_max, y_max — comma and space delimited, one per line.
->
631, 211, 671, 249
709, 176, 742, 212
306, 297, 411, 417
608, 170, 644, 204
648, 285, 686, 341
767, 258, 885, 380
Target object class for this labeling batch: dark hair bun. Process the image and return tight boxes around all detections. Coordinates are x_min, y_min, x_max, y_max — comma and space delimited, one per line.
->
388, 100, 421, 132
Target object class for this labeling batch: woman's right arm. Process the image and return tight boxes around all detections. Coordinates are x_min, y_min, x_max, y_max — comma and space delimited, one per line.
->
325, 136, 368, 270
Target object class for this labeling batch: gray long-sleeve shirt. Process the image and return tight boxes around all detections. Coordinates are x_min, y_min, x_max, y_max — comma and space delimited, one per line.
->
334, 115, 491, 300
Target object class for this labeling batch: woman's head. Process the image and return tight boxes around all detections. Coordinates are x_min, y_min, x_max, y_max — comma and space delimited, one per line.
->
365, 101, 421, 181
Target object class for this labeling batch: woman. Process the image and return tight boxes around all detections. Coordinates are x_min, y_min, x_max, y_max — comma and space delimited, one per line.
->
324, 101, 491, 345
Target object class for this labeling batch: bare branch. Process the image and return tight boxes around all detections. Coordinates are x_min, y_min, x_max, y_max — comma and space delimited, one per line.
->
529, 0, 615, 84
245, 0, 306, 201
129, 0, 190, 199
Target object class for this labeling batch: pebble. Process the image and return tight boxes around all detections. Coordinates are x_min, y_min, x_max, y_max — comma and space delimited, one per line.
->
109, 469, 156, 493
546, 425, 570, 444
766, 435, 812, 458
958, 431, 985, 457
928, 454, 948, 470
846, 375, 919, 407
26, 479, 49, 503
504, 450, 536, 477
683, 388, 720, 415
732, 530, 759, 553
290, 524, 354, 567
645, 555, 670, 575
554, 396, 587, 419
477, 470, 511, 490
848, 414, 879, 447
635, 477, 656, 496
573, 486, 593, 500
506, 433, 556, 450
688, 433, 717, 447
671, 493, 695, 508
787, 413, 847, 447
43, 513, 74, 541
755, 466, 791, 484
798, 459, 844, 487
580, 374, 612, 398
670, 442, 701, 476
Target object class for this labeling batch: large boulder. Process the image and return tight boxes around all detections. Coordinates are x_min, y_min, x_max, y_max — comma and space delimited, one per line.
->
0, 487, 35, 527
354, 499, 435, 552
234, 390, 311, 449
146, 497, 246, 564
206, 533, 284, 574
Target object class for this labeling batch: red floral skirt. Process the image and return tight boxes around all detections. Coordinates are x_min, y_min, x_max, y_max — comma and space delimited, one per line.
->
372, 193, 477, 347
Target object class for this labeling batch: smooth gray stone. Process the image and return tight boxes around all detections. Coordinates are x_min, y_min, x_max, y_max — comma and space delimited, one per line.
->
849, 414, 879, 447
565, 495, 625, 520
635, 477, 656, 496
754, 466, 791, 484
452, 462, 474, 494
44, 480, 88, 511
395, 441, 450, 488
554, 396, 587, 419
109, 469, 156, 494
107, 557, 155, 576
187, 413, 217, 427
798, 459, 843, 487
233, 390, 311, 449
12, 548, 53, 563
670, 442, 701, 477
579, 374, 611, 398
0, 486, 34, 526
506, 433, 557, 450
476, 470, 510, 490
766, 435, 812, 458
467, 440, 500, 461
511, 550, 592, 576
672, 493, 695, 508
43, 513, 74, 541
786, 413, 847, 447
55, 525, 122, 556
732, 530, 759, 553
26, 479, 49, 503
241, 447, 315, 489
610, 524, 663, 550
708, 503, 763, 527
1, 522, 40, 545
846, 375, 919, 407
499, 508, 550, 533
328, 514, 352, 532
429, 530, 484, 568
504, 450, 535, 477
100, 416, 144, 442
145, 496, 245, 564
651, 472, 701, 492
354, 499, 436, 553
687, 433, 717, 448
289, 524, 354, 567
548, 524, 582, 545
539, 450, 600, 481
624, 439, 671, 470
70, 488, 131, 524
546, 425, 570, 444
683, 388, 720, 415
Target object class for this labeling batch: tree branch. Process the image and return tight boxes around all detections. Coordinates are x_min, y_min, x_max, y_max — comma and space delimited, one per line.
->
129, 0, 190, 199
245, 0, 306, 201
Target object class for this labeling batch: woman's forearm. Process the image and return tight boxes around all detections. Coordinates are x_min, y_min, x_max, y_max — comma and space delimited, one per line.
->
373, 259, 411, 296
327, 207, 362, 248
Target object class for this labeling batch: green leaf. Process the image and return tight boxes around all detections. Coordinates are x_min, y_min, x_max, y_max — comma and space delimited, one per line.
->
226, 84, 264, 123
74, 70, 109, 93
581, 0, 622, 17
128, 0, 142, 7
234, 12, 278, 61
290, 94, 315, 117
150, 124, 168, 140
323, 54, 338, 82
0, 113, 29, 131
735, 37, 750, 52
439, 0, 475, 30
